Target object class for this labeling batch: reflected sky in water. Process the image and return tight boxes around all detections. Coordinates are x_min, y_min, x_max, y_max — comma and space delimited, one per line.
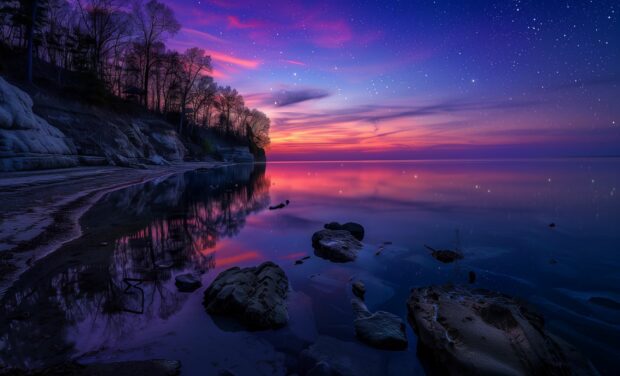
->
1, 160, 619, 375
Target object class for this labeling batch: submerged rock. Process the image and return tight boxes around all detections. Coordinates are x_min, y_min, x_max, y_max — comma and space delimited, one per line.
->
424, 245, 463, 263
407, 285, 597, 375
269, 199, 290, 210
312, 229, 363, 262
324, 222, 365, 241
203, 261, 289, 330
351, 298, 408, 350
175, 273, 202, 292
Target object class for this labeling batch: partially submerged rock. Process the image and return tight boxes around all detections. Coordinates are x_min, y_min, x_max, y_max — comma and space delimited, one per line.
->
407, 285, 597, 375
203, 261, 289, 330
351, 298, 408, 350
269, 199, 290, 210
424, 245, 463, 263
324, 222, 365, 241
312, 229, 362, 262
175, 273, 202, 292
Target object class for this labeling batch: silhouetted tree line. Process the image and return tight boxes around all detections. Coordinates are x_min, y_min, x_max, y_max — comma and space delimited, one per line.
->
0, 0, 270, 148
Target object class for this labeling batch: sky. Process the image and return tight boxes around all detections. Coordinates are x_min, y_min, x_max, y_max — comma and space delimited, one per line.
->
164, 0, 620, 160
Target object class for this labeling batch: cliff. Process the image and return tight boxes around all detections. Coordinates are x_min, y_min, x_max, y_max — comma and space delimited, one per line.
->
0, 77, 258, 172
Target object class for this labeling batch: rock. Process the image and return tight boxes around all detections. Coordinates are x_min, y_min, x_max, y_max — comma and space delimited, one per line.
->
549, 222, 556, 228
352, 281, 366, 300
351, 298, 408, 350
269, 199, 290, 210
175, 273, 202, 292
324, 222, 365, 241
425, 245, 463, 263
407, 285, 597, 375
203, 261, 289, 330
312, 229, 363, 262
0, 77, 78, 171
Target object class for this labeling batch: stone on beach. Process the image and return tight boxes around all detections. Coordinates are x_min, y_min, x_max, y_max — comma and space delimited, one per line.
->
407, 285, 597, 375
312, 229, 363, 262
203, 261, 289, 330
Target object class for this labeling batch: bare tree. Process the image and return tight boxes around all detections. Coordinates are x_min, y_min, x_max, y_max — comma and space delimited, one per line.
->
177, 47, 211, 133
131, 0, 179, 108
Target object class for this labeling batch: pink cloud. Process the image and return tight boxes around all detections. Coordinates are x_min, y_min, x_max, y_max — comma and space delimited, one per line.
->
283, 59, 306, 66
227, 15, 265, 29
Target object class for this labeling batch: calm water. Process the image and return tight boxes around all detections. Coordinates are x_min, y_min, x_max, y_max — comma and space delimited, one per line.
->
1, 160, 619, 375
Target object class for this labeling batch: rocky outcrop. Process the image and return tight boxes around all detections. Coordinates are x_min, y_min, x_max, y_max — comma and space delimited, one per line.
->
407, 285, 597, 375
312, 229, 363, 262
351, 298, 408, 350
0, 77, 78, 171
203, 261, 289, 330
324, 222, 365, 241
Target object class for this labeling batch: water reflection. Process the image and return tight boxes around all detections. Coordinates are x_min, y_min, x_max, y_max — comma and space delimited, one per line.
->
0, 164, 269, 368
0, 160, 618, 374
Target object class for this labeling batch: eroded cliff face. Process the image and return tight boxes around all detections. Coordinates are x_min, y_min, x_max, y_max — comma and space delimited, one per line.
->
0, 77, 188, 171
0, 77, 79, 171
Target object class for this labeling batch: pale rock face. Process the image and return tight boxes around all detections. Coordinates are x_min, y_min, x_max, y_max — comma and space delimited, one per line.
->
0, 77, 78, 171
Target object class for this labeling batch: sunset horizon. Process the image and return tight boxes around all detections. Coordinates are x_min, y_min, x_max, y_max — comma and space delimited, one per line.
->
162, 1, 618, 160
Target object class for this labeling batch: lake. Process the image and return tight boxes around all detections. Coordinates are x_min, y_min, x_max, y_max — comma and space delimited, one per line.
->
1, 160, 619, 375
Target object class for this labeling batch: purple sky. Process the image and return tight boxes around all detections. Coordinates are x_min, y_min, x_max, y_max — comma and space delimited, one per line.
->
164, 0, 620, 160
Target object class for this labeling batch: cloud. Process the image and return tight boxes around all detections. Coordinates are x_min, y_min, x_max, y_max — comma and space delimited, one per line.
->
273, 98, 540, 128
227, 15, 265, 29
269, 89, 330, 107
205, 50, 261, 69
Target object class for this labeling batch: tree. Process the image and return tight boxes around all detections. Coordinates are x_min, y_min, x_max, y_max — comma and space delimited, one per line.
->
76, 0, 130, 79
177, 47, 211, 132
246, 109, 270, 148
131, 0, 179, 108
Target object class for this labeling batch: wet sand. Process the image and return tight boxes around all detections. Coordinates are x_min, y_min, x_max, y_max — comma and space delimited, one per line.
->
0, 162, 226, 298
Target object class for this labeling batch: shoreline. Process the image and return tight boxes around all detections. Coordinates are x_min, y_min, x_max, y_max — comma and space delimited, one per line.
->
0, 162, 231, 298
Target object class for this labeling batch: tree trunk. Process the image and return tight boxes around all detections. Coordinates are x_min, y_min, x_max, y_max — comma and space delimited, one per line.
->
26, 0, 38, 84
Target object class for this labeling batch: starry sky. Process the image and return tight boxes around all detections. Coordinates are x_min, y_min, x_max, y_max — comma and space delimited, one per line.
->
165, 0, 619, 160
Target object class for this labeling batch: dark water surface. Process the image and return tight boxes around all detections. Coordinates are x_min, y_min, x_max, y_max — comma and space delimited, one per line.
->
1, 160, 619, 375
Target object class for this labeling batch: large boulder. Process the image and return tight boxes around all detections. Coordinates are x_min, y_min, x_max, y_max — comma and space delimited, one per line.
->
407, 285, 597, 375
203, 261, 289, 330
312, 229, 363, 262
0, 77, 78, 171
324, 222, 365, 241
351, 298, 408, 350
